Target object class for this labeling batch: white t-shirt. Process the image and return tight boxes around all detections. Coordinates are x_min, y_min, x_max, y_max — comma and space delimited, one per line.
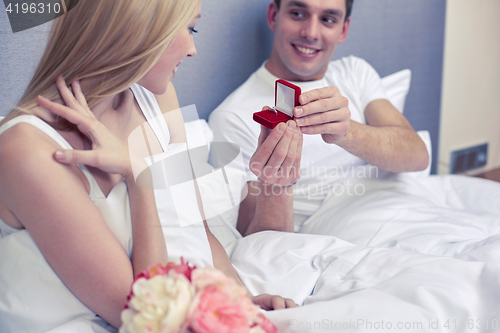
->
209, 56, 388, 229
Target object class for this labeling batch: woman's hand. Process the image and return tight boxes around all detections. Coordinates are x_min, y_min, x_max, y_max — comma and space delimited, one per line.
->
37, 76, 133, 179
249, 107, 303, 187
252, 293, 299, 310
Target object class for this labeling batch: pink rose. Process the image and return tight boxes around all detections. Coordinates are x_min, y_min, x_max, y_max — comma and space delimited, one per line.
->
139, 259, 195, 281
170, 258, 196, 281
187, 285, 249, 333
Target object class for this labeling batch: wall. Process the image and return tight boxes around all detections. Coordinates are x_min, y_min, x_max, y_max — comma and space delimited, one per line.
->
332, 0, 446, 174
438, 0, 500, 174
0, 7, 51, 115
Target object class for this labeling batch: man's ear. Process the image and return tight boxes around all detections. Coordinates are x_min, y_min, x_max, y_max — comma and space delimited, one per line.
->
267, 1, 278, 32
338, 17, 351, 44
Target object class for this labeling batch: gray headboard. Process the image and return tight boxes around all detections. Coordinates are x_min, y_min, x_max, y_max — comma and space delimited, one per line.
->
0, 0, 445, 173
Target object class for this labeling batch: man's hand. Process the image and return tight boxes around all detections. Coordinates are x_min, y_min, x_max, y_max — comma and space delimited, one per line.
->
252, 293, 299, 310
249, 107, 303, 187
293, 86, 351, 144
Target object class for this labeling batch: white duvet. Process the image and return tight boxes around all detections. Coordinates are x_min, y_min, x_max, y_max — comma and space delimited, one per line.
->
230, 174, 500, 333
43, 174, 500, 333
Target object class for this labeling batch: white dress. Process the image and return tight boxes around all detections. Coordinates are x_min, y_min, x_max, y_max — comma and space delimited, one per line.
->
0, 84, 212, 333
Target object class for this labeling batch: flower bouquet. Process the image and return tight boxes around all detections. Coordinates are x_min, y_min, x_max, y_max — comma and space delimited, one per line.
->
120, 259, 278, 333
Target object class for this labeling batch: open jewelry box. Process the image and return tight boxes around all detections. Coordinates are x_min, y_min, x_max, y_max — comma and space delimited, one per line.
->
253, 79, 301, 129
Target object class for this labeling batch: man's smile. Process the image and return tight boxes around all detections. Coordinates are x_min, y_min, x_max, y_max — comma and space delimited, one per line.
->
292, 43, 321, 57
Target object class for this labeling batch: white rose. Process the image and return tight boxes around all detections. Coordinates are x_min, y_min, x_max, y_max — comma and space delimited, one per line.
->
120, 271, 195, 333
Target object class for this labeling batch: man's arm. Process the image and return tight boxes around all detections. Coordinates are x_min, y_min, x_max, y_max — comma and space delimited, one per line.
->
237, 180, 294, 235
210, 107, 302, 236
294, 87, 429, 173
338, 99, 428, 172
237, 119, 302, 235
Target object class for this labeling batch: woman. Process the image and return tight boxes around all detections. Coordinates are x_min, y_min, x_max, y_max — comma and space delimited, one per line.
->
0, 0, 298, 331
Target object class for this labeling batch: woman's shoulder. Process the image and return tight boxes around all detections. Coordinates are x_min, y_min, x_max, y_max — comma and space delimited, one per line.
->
0, 117, 88, 192
0, 117, 61, 162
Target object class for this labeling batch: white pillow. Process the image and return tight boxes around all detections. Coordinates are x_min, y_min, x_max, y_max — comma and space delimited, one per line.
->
380, 69, 411, 113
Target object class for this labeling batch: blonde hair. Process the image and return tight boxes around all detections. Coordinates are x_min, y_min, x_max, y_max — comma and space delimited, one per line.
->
2, 0, 199, 129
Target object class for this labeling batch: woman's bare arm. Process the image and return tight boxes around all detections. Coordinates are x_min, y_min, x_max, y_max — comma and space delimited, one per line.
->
0, 127, 134, 328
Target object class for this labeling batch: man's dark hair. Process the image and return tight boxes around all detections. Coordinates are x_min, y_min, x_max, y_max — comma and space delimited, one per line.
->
274, 0, 354, 21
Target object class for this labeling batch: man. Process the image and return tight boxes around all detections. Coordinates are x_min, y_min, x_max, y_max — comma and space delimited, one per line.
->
209, 0, 429, 236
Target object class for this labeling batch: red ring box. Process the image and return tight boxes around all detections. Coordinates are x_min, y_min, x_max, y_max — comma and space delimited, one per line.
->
253, 79, 301, 129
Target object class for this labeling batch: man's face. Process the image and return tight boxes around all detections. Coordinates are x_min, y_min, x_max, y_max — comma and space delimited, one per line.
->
266, 0, 350, 81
